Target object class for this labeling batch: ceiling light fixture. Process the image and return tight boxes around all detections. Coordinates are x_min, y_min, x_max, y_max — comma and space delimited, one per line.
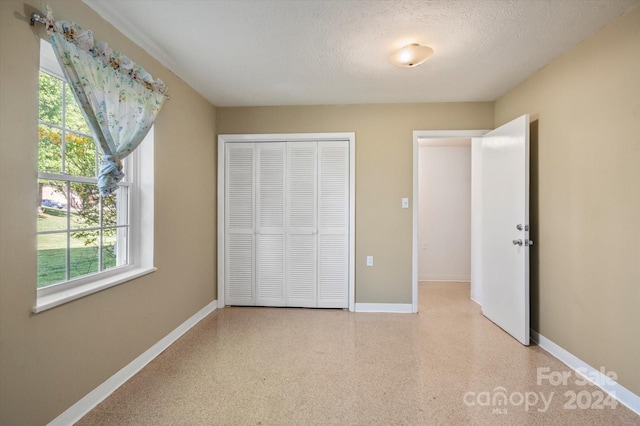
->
389, 43, 434, 67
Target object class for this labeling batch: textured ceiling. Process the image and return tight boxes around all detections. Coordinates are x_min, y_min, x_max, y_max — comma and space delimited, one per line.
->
82, 0, 639, 107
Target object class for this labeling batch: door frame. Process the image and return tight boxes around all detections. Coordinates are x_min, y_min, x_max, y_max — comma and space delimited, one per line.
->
218, 132, 356, 311
412, 130, 488, 313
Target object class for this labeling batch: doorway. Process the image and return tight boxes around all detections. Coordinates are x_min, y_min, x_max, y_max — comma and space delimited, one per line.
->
411, 130, 487, 313
417, 138, 472, 285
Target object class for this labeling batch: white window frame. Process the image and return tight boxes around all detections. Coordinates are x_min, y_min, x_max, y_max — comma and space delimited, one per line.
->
33, 39, 155, 313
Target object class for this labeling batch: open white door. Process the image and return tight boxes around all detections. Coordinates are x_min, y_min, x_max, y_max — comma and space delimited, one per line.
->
481, 114, 530, 345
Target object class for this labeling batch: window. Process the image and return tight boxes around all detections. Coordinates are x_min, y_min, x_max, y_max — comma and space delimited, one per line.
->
35, 40, 155, 312
37, 67, 130, 286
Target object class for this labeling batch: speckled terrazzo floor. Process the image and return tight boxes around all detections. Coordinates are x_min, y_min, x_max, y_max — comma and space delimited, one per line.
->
76, 282, 640, 425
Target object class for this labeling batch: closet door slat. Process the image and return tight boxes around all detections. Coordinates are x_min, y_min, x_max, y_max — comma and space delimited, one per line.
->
256, 143, 286, 306
286, 142, 318, 307
318, 141, 349, 308
225, 144, 255, 305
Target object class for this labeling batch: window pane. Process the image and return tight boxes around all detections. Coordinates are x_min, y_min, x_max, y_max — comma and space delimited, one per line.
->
70, 182, 100, 229
38, 124, 62, 173
102, 227, 126, 270
37, 233, 67, 288
39, 71, 62, 126
38, 180, 68, 232
66, 132, 97, 177
70, 231, 100, 279
103, 187, 128, 227
65, 84, 90, 134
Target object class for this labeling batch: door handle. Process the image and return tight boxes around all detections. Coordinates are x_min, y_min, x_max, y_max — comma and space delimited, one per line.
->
525, 239, 534, 246
512, 239, 523, 246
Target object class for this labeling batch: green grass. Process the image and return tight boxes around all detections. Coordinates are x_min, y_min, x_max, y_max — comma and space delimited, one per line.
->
37, 246, 116, 288
37, 209, 117, 288
38, 209, 101, 248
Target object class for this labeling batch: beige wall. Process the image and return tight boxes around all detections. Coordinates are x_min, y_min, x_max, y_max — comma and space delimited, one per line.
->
0, 1, 217, 424
496, 6, 640, 395
217, 103, 494, 303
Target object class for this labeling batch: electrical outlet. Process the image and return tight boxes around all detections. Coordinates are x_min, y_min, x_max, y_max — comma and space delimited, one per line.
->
366, 256, 374, 266
402, 198, 409, 208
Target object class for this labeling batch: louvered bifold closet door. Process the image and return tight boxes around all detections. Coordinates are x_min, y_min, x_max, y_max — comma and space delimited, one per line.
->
286, 142, 318, 307
317, 141, 349, 308
255, 143, 286, 306
225, 144, 256, 306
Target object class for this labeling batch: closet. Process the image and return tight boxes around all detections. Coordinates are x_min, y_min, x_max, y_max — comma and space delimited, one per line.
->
223, 139, 350, 308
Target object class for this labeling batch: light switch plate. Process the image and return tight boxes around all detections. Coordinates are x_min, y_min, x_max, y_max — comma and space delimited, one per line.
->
366, 256, 374, 266
402, 198, 409, 208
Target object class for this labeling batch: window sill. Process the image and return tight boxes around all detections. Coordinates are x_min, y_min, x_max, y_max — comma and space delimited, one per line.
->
33, 266, 157, 313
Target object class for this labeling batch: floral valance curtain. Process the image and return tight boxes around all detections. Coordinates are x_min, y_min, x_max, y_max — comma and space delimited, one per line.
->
44, 7, 167, 196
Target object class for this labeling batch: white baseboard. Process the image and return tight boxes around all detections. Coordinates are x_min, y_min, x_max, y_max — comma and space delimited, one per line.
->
48, 300, 218, 426
419, 279, 471, 283
355, 303, 413, 313
531, 330, 640, 416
